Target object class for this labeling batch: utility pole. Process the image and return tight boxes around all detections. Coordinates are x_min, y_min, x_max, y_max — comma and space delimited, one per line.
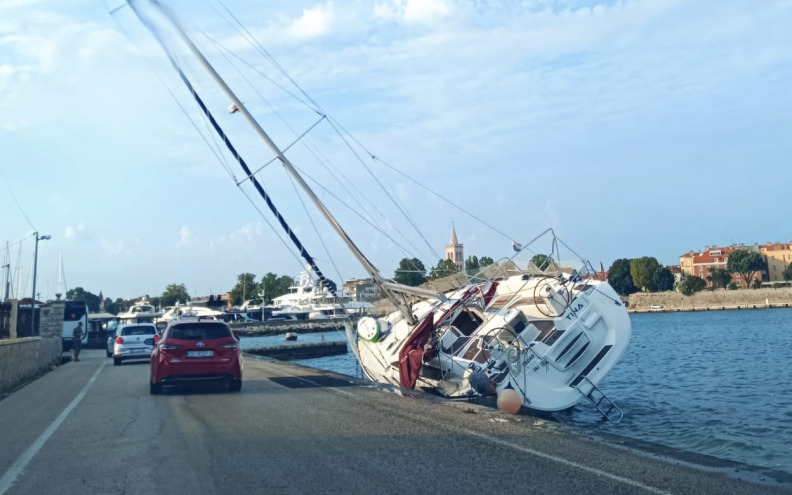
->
31, 232, 51, 335
2, 241, 10, 303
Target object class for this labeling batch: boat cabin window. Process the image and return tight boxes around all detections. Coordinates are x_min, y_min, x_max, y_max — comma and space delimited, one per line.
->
450, 310, 483, 336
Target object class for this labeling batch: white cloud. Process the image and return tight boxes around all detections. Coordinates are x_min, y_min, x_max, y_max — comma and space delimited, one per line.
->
286, 2, 335, 39
100, 236, 124, 255
176, 226, 194, 249
374, 0, 453, 24
228, 222, 268, 245
64, 222, 87, 240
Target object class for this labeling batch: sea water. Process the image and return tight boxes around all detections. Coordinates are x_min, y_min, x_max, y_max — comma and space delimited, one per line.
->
241, 308, 792, 474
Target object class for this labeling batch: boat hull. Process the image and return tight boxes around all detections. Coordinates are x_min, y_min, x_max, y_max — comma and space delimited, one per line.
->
355, 276, 631, 412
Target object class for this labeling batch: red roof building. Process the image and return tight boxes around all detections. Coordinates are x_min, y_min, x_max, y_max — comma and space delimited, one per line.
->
679, 244, 764, 288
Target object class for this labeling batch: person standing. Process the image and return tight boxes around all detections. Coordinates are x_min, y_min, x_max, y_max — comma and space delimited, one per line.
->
73, 321, 85, 362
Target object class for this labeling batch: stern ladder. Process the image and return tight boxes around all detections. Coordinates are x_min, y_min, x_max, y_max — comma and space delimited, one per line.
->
575, 376, 623, 424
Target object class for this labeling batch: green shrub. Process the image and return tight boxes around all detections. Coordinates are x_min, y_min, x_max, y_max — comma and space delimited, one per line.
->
727, 282, 738, 290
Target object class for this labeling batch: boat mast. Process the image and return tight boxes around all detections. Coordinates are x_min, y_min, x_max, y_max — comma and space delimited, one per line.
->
137, 0, 429, 324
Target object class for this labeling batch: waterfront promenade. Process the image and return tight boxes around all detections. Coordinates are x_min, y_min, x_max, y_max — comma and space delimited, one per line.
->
1, 350, 790, 495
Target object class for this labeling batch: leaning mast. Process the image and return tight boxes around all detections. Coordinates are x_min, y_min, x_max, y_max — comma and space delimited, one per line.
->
132, 0, 437, 324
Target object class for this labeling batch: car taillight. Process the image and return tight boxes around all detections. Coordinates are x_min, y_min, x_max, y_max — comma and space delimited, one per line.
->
116, 337, 124, 344
160, 344, 183, 350
218, 343, 238, 349
154, 335, 160, 343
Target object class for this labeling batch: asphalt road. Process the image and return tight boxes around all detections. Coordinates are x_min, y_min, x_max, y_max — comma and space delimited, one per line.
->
0, 349, 789, 495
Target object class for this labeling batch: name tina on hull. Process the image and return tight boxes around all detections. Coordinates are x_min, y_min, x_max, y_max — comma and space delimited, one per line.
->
353, 260, 631, 421
125, 1, 631, 422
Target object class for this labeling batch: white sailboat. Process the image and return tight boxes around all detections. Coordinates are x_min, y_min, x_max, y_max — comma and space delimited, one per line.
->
125, 1, 631, 420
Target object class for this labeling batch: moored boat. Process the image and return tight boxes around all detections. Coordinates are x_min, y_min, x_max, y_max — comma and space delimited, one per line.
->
124, 0, 631, 421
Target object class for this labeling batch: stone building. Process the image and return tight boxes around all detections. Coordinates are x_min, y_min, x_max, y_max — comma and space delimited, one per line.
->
342, 278, 378, 302
760, 241, 792, 282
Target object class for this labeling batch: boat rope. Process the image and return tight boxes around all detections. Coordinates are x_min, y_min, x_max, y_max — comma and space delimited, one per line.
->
127, 0, 338, 295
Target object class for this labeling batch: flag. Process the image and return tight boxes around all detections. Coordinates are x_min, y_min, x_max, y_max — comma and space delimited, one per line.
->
512, 240, 522, 252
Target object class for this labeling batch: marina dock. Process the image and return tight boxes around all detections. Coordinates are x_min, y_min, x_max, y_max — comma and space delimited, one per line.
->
1, 349, 790, 495
245, 341, 348, 360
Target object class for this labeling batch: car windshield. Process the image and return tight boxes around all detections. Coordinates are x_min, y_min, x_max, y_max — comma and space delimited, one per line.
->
120, 326, 156, 336
168, 323, 232, 340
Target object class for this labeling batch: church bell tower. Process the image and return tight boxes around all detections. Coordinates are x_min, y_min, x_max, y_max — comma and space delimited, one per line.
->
445, 226, 464, 271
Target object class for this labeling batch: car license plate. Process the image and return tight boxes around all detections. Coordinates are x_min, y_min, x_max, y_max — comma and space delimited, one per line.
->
186, 350, 214, 358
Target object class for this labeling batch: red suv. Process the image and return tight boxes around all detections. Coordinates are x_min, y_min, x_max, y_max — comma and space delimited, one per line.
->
150, 320, 242, 394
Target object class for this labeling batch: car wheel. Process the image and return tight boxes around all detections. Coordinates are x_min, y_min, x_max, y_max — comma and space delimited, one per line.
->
229, 379, 242, 392
150, 381, 163, 395
106, 349, 112, 358
113, 358, 121, 366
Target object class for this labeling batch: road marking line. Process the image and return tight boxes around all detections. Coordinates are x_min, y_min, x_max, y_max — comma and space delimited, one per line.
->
277, 363, 672, 493
0, 361, 107, 495
459, 427, 676, 495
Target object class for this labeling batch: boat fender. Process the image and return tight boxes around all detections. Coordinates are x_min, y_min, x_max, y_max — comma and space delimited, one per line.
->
358, 317, 391, 342
497, 383, 522, 414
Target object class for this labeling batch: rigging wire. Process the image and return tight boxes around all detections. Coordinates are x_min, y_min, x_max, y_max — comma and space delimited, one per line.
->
209, 0, 444, 263
0, 233, 35, 257
0, 166, 38, 232
125, 0, 339, 294
367, 153, 514, 242
284, 172, 345, 288
199, 30, 440, 265
111, 1, 307, 275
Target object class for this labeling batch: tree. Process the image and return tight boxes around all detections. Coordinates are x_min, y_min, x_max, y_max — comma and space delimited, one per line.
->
394, 258, 426, 286
229, 273, 257, 306
707, 268, 732, 289
726, 250, 765, 288
430, 259, 458, 279
784, 263, 792, 283
65, 287, 101, 312
679, 274, 706, 295
103, 298, 118, 315
479, 256, 494, 267
608, 259, 637, 296
258, 273, 294, 304
651, 267, 675, 292
465, 255, 480, 275
630, 257, 661, 292
161, 283, 190, 307
531, 254, 553, 271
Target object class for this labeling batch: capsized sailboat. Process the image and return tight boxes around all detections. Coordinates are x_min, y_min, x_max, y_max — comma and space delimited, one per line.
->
124, 0, 631, 421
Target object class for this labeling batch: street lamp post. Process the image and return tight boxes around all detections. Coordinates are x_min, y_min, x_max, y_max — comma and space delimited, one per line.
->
31, 232, 51, 335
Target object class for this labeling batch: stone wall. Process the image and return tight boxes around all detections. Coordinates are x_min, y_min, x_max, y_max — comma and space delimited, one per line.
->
0, 301, 64, 395
628, 288, 792, 311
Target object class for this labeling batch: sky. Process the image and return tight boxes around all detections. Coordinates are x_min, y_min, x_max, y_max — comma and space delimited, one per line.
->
1, 0, 791, 302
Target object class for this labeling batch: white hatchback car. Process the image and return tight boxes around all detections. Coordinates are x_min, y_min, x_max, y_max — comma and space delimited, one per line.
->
110, 323, 159, 366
